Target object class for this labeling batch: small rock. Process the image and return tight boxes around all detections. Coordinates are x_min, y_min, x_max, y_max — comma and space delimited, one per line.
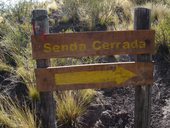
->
100, 110, 112, 126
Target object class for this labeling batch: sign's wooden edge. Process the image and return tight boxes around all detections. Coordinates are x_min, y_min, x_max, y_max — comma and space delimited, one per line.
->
46, 62, 137, 69
31, 30, 155, 37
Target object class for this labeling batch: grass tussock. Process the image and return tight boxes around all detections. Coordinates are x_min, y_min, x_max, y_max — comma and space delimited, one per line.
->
0, 62, 13, 73
56, 89, 96, 127
0, 95, 39, 128
16, 66, 39, 100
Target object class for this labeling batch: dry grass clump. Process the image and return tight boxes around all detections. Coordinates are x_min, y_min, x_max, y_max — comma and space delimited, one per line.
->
56, 89, 96, 127
16, 66, 39, 100
0, 94, 39, 128
0, 62, 13, 73
143, 3, 170, 22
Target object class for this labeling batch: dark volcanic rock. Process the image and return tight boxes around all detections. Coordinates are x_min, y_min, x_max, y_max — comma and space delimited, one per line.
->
100, 110, 112, 126
77, 103, 104, 128
77, 88, 134, 128
77, 44, 170, 128
0, 71, 29, 104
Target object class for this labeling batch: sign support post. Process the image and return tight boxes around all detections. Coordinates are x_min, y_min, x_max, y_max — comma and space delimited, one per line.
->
32, 9, 56, 128
134, 7, 152, 128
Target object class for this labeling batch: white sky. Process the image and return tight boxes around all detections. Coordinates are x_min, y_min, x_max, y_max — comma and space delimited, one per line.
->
0, 0, 50, 6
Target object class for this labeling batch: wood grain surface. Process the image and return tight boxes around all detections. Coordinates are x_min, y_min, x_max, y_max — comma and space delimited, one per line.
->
35, 62, 153, 91
31, 30, 155, 59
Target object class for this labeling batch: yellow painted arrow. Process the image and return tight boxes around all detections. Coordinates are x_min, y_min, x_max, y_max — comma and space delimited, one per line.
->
55, 66, 136, 85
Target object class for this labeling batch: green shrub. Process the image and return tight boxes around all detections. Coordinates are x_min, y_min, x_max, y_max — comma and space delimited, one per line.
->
0, 0, 45, 100
142, 2, 170, 52
155, 16, 170, 45
50, 0, 134, 30
130, 0, 170, 5
143, 3, 170, 23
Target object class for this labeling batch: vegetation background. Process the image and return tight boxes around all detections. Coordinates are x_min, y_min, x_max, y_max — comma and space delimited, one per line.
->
0, 0, 170, 127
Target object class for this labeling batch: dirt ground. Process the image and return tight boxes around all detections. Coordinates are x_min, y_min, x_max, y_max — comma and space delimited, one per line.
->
77, 50, 170, 128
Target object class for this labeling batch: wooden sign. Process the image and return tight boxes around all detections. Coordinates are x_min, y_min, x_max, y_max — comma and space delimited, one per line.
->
35, 62, 153, 91
31, 30, 155, 59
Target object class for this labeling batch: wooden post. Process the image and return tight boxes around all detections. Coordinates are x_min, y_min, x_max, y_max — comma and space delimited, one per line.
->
134, 8, 152, 128
32, 10, 56, 128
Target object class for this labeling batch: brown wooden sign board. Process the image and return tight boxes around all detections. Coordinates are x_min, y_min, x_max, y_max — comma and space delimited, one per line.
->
35, 62, 153, 91
31, 30, 155, 59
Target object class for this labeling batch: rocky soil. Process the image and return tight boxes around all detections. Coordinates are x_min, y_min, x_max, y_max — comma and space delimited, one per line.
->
76, 45, 170, 128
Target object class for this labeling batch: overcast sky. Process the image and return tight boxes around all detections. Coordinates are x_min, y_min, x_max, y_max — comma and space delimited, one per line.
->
0, 0, 50, 6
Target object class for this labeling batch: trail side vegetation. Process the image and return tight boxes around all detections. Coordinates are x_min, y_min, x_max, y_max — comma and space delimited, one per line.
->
0, 0, 170, 127
0, 95, 38, 128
